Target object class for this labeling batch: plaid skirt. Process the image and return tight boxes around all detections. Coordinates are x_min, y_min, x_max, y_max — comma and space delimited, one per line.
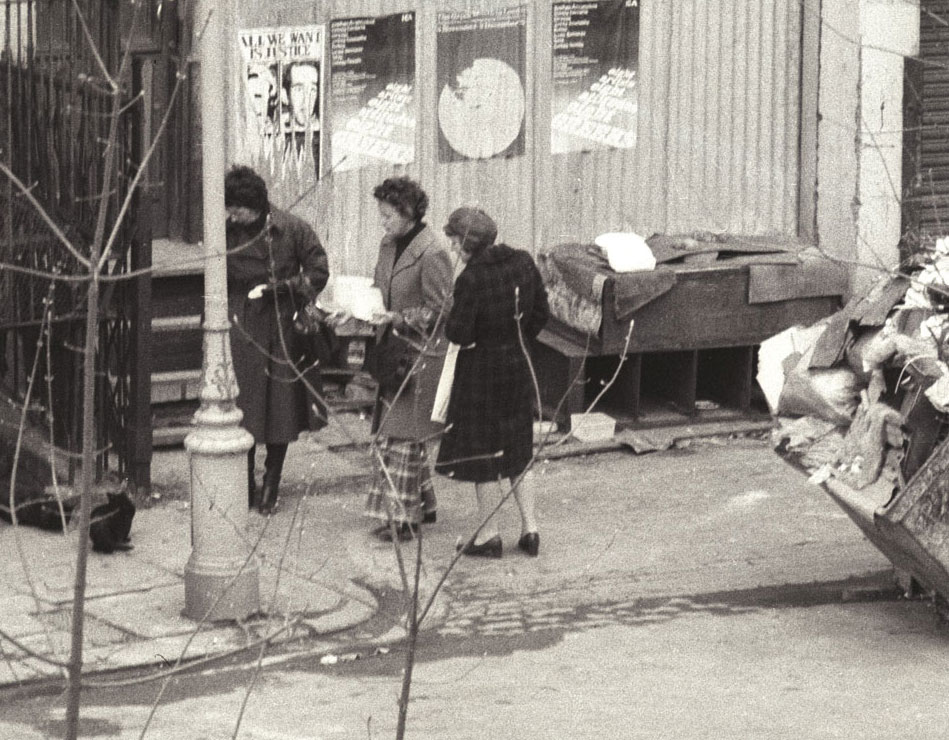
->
365, 437, 437, 525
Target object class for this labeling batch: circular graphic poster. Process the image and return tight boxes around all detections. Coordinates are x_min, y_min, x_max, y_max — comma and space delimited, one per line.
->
438, 58, 525, 160
435, 8, 527, 163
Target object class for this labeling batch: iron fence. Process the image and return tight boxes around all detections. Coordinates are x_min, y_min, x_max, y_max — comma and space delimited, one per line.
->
0, 0, 151, 487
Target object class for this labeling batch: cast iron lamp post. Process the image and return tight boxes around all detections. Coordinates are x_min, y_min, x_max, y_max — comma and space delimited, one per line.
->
183, 0, 259, 620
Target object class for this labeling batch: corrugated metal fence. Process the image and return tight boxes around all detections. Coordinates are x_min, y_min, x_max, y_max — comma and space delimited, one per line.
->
234, 0, 804, 278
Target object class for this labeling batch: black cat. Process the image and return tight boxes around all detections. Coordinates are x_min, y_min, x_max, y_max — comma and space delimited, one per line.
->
89, 491, 136, 554
1, 489, 135, 554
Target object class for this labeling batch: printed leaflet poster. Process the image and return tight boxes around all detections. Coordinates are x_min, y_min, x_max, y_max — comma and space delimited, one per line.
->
330, 12, 416, 173
551, 0, 639, 154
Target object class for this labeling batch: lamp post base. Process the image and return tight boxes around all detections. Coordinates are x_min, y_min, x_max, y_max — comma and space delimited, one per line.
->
184, 559, 260, 622
183, 420, 259, 622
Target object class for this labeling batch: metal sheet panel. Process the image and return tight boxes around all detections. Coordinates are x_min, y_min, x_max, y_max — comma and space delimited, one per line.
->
915, 1, 949, 238
541, 0, 801, 248
234, 0, 803, 277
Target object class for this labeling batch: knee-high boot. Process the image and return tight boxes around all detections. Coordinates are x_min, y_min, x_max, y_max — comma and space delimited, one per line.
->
259, 443, 288, 514
247, 447, 257, 509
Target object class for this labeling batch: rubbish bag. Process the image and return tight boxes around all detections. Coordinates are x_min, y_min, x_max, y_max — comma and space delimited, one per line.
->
777, 345, 863, 425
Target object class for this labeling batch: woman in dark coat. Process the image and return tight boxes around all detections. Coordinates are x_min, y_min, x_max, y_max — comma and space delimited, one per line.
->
364, 177, 454, 541
435, 207, 550, 558
225, 165, 329, 514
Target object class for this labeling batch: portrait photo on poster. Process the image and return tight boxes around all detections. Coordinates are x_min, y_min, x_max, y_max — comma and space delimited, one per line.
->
239, 25, 325, 179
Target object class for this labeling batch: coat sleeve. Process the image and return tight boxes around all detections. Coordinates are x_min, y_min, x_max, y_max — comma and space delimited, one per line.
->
289, 221, 329, 299
444, 269, 479, 347
524, 258, 550, 340
419, 245, 453, 318
400, 245, 454, 334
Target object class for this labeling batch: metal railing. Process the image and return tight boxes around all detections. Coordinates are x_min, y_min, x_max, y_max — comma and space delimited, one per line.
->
0, 0, 151, 488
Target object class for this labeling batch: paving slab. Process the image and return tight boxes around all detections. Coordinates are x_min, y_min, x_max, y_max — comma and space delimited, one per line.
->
0, 417, 899, 697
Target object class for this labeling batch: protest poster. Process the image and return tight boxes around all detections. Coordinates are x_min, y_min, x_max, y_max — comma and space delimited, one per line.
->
551, 0, 639, 154
435, 6, 527, 163
238, 25, 325, 178
329, 12, 416, 173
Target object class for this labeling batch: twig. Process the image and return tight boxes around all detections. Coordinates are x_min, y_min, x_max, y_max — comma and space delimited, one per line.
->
69, 0, 117, 92
0, 163, 92, 270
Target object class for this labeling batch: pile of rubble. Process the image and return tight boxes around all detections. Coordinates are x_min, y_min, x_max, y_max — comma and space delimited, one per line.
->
762, 242, 949, 491
761, 241, 949, 598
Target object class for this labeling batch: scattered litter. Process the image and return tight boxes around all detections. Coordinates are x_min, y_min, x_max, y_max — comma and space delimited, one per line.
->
615, 428, 674, 453
569, 412, 616, 442
807, 465, 833, 485
533, 420, 558, 436
320, 654, 338, 665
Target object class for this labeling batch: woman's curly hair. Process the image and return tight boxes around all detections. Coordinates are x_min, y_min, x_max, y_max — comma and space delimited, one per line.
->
372, 177, 428, 221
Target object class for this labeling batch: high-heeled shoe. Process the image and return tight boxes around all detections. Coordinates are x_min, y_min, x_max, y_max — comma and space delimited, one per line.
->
456, 535, 502, 559
517, 532, 540, 557
257, 481, 278, 515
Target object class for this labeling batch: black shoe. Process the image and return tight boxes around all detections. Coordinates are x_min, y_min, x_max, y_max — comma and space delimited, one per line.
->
517, 532, 540, 557
456, 535, 502, 559
258, 480, 278, 515
374, 522, 418, 542
422, 510, 437, 524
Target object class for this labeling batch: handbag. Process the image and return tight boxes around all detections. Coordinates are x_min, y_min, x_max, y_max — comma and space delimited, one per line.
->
368, 326, 417, 394
291, 301, 341, 433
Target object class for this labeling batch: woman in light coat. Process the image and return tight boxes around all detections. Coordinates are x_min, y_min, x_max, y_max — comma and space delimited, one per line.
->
365, 177, 454, 541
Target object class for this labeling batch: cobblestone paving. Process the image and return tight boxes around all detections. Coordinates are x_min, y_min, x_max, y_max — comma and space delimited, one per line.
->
435, 589, 754, 641
432, 572, 898, 642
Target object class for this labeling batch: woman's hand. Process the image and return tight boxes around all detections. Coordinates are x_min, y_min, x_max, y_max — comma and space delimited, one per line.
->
247, 284, 268, 300
369, 310, 402, 327
324, 308, 354, 329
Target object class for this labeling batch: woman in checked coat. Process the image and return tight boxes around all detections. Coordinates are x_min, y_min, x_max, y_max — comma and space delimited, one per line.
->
435, 207, 550, 559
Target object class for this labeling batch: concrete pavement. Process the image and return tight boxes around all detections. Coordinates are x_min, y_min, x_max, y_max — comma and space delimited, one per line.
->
0, 412, 899, 699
